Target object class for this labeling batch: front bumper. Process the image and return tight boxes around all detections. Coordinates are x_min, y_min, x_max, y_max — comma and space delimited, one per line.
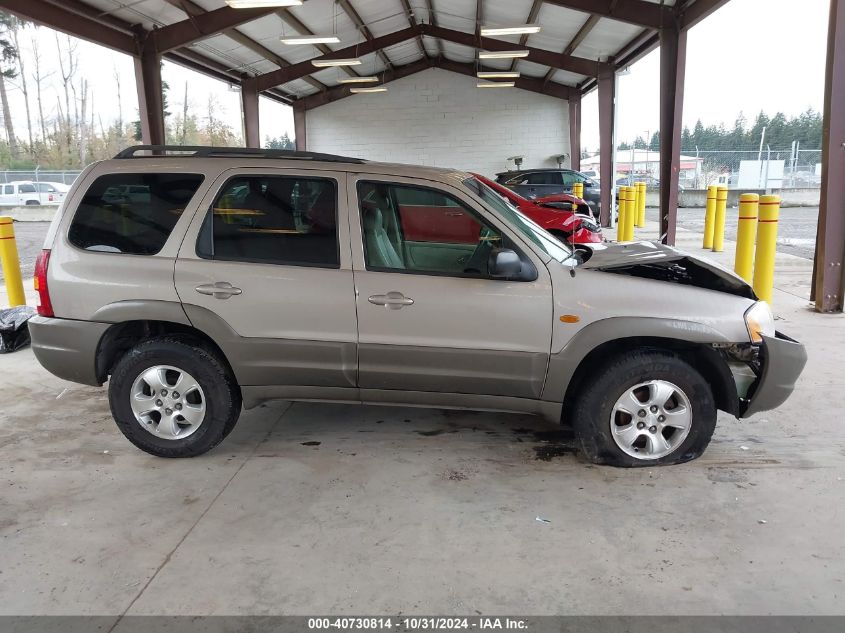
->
29, 316, 110, 386
740, 331, 807, 418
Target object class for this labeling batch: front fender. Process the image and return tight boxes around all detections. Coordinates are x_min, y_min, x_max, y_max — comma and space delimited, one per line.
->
542, 316, 733, 403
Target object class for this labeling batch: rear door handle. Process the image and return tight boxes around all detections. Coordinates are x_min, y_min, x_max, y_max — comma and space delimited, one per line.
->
195, 281, 242, 300
368, 291, 414, 310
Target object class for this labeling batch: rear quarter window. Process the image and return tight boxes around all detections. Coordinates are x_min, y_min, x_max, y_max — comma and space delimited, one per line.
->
68, 173, 204, 255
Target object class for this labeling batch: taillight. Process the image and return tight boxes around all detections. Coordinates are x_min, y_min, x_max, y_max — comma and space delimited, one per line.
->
34, 249, 53, 317
49, 194, 54, 202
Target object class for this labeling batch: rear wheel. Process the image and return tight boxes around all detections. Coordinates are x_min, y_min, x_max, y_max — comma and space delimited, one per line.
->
108, 337, 241, 457
572, 350, 716, 467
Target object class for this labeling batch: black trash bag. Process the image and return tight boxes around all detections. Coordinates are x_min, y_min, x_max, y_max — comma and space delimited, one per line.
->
0, 306, 37, 354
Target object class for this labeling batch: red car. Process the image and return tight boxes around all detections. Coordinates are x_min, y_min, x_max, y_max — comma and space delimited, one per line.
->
472, 173, 603, 244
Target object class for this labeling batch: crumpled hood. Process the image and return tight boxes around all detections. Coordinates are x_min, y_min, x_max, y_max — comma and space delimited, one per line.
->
581, 240, 756, 299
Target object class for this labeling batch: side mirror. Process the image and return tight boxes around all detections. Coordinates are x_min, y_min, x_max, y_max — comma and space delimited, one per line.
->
489, 248, 523, 279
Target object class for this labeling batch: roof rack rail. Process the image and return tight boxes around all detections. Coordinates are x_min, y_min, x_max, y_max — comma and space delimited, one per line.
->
114, 145, 365, 164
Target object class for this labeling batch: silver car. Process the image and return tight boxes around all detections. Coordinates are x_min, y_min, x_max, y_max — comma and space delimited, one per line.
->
28, 146, 806, 466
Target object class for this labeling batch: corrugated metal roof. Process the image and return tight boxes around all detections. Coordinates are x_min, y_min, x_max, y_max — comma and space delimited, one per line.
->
19, 0, 708, 104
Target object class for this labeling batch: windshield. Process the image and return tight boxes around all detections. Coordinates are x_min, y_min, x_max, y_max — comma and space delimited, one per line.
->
463, 176, 573, 264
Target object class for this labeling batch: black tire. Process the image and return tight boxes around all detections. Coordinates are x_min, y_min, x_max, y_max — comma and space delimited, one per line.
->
572, 349, 716, 467
108, 337, 241, 458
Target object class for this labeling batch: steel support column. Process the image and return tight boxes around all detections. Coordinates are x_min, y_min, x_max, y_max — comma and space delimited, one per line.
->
134, 43, 165, 145
569, 94, 581, 171
241, 77, 260, 148
813, 0, 845, 312
293, 105, 307, 151
597, 66, 615, 227
658, 21, 687, 246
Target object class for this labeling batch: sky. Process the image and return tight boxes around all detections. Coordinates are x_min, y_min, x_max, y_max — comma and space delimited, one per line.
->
5, 29, 294, 144
581, 0, 830, 152
2, 0, 830, 149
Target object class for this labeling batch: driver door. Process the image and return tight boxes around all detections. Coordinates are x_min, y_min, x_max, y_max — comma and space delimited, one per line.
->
348, 174, 553, 400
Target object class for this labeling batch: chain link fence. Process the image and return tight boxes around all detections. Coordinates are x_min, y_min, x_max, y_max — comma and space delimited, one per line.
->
0, 170, 83, 186
682, 148, 822, 190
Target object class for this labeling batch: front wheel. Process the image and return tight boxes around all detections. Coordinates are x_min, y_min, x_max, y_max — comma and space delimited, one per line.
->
108, 337, 241, 457
572, 350, 717, 467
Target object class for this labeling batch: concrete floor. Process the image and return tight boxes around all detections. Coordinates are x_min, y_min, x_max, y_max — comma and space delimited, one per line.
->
1, 223, 844, 617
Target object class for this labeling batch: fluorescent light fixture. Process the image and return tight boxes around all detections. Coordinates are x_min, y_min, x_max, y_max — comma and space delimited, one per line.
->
337, 76, 380, 84
311, 58, 362, 68
480, 25, 541, 36
280, 35, 340, 45
478, 50, 529, 59
477, 71, 520, 79
477, 81, 515, 88
349, 86, 388, 94
225, 0, 302, 8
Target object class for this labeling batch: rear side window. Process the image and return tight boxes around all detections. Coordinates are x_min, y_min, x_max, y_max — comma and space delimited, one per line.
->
526, 172, 562, 185
196, 175, 339, 268
3, 185, 11, 194
69, 173, 204, 255
19, 184, 36, 193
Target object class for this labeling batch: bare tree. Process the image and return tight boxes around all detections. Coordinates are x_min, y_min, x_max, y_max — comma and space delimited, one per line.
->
78, 78, 88, 164
181, 80, 188, 145
0, 13, 19, 158
30, 35, 50, 143
10, 20, 33, 150
113, 66, 123, 136
55, 33, 78, 161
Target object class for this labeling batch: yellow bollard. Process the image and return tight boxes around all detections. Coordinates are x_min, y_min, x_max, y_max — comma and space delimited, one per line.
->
631, 182, 639, 227
733, 193, 759, 283
637, 181, 647, 227
624, 185, 636, 241
702, 185, 718, 249
0, 216, 26, 307
752, 195, 781, 303
616, 186, 628, 242
712, 185, 728, 252
572, 181, 583, 199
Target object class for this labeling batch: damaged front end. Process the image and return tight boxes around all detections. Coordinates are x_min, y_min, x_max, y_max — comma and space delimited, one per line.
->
581, 241, 755, 299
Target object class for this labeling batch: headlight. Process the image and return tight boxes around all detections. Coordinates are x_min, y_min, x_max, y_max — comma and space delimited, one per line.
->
744, 301, 775, 344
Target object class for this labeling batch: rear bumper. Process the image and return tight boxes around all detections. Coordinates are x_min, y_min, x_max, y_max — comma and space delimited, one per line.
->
740, 331, 807, 418
28, 316, 109, 386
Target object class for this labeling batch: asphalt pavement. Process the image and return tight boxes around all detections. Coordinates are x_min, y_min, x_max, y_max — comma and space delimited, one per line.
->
648, 206, 819, 260
0, 221, 49, 284
0, 208, 820, 285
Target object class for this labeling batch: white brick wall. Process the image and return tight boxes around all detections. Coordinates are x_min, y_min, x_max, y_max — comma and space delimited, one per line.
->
306, 68, 570, 177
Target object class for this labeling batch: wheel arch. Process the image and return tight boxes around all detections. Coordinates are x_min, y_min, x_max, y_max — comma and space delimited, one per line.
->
545, 317, 741, 423
95, 319, 235, 385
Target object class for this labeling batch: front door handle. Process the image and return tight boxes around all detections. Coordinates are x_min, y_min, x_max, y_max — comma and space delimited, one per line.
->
195, 281, 242, 300
368, 291, 414, 310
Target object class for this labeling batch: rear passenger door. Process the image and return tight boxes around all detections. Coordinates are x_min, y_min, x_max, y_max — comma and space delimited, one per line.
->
174, 169, 358, 390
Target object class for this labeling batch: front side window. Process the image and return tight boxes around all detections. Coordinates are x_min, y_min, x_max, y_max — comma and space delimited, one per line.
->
358, 181, 505, 277
463, 177, 572, 265
69, 173, 204, 255
197, 175, 339, 268
561, 172, 580, 187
